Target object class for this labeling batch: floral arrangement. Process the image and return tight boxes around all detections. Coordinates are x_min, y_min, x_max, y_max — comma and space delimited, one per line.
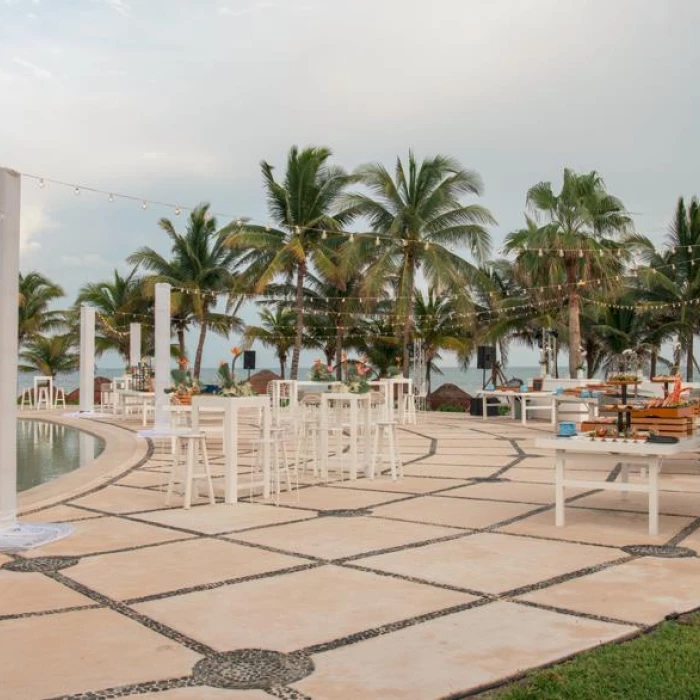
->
217, 349, 254, 396
165, 357, 201, 401
340, 355, 372, 393
386, 356, 402, 377
309, 359, 335, 382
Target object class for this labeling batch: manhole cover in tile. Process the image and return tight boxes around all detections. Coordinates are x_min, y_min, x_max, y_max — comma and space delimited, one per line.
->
2, 556, 80, 573
622, 545, 697, 558
317, 508, 372, 517
193, 649, 314, 689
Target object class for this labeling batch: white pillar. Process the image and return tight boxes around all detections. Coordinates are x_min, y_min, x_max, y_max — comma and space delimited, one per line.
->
154, 283, 171, 429
79, 305, 95, 412
129, 322, 141, 368
0, 168, 20, 529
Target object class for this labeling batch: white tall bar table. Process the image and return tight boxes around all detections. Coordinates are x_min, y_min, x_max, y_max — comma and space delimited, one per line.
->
535, 435, 700, 536
192, 395, 271, 503
319, 392, 372, 480
388, 378, 412, 424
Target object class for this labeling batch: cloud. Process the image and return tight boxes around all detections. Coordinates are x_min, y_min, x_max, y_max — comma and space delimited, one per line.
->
218, 1, 279, 17
19, 205, 56, 257
12, 57, 52, 80
58, 253, 109, 268
93, 0, 130, 16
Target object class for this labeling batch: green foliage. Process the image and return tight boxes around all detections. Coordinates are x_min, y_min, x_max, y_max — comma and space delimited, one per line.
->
437, 404, 464, 412
19, 334, 78, 377
492, 613, 700, 700
18, 271, 66, 345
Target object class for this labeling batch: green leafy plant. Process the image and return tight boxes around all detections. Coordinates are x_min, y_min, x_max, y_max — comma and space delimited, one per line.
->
309, 359, 335, 382
216, 361, 254, 396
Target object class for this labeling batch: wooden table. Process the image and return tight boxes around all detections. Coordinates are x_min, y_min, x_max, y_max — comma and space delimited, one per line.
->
535, 435, 700, 535
319, 392, 372, 480
192, 395, 271, 503
478, 390, 554, 425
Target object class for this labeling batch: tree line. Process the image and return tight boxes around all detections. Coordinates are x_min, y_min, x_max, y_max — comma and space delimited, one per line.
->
17, 147, 700, 390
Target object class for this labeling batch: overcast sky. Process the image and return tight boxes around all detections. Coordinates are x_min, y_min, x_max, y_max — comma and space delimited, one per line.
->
2, 0, 699, 372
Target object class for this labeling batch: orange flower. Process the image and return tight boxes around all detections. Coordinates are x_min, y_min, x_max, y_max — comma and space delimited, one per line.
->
230, 346, 243, 357
177, 357, 189, 368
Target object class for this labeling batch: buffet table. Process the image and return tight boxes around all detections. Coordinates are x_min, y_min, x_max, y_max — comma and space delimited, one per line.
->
477, 390, 554, 425
535, 435, 700, 535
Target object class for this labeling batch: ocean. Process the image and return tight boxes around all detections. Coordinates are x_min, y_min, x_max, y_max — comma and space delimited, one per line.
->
17, 366, 543, 398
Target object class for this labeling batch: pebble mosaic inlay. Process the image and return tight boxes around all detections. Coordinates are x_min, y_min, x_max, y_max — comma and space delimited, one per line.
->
621, 544, 697, 558
317, 508, 373, 517
2, 555, 80, 573
192, 649, 314, 689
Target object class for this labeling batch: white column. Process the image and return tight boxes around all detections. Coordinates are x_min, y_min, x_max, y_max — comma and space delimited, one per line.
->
0, 168, 20, 529
79, 305, 96, 412
129, 322, 141, 368
154, 283, 171, 429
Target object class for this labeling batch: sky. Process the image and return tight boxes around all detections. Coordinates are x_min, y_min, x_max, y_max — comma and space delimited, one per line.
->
2, 0, 700, 371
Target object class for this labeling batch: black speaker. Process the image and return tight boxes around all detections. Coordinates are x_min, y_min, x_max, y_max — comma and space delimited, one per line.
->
477, 345, 496, 370
243, 351, 256, 371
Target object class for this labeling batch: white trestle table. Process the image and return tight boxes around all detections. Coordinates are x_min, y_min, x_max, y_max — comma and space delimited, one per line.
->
535, 435, 700, 536
478, 390, 554, 425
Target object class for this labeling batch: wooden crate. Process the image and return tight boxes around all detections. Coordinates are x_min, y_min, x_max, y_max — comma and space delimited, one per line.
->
582, 416, 695, 437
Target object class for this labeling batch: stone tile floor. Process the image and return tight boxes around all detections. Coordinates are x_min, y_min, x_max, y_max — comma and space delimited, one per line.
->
3, 413, 700, 699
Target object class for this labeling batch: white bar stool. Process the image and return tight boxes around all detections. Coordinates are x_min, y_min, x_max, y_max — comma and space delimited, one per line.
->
403, 392, 417, 424
53, 387, 66, 408
370, 419, 403, 480
19, 387, 33, 409
251, 424, 298, 504
166, 431, 216, 509
35, 386, 52, 411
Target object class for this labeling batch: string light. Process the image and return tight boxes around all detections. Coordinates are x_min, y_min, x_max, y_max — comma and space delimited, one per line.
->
108, 193, 115, 203
174, 207, 181, 216
375, 236, 380, 246
38, 178, 45, 188
141, 200, 148, 210
322, 230, 327, 240
73, 186, 80, 196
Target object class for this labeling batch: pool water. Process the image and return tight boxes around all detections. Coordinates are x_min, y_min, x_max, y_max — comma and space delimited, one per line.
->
17, 420, 105, 492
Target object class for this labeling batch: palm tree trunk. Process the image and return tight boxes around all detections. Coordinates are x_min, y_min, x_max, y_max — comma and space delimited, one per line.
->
402, 257, 415, 379
279, 352, 286, 379
177, 325, 186, 360
425, 360, 431, 395
290, 262, 306, 380
193, 314, 208, 380
650, 347, 658, 379
335, 324, 343, 381
687, 330, 694, 382
566, 261, 582, 378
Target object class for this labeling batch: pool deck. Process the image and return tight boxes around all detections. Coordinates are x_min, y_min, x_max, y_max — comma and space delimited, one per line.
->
3, 412, 700, 699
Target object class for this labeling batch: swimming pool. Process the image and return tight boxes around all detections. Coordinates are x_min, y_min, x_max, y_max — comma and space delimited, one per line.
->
17, 419, 105, 492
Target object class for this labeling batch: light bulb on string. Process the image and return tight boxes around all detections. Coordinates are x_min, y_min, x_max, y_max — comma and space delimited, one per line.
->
38, 178, 45, 188
538, 248, 543, 257
375, 236, 380, 246
141, 200, 148, 210
349, 233, 355, 242
578, 249, 584, 258
321, 230, 327, 240
402, 239, 408, 247
74, 186, 80, 196
425, 242, 430, 250
558, 249, 564, 258
294, 226, 301, 235
174, 207, 181, 216
265, 222, 270, 232
108, 193, 115, 203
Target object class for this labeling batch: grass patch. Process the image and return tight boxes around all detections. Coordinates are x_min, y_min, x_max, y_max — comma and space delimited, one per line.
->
487, 612, 700, 699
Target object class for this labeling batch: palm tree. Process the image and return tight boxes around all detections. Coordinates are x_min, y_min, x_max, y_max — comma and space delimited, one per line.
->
224, 146, 353, 379
341, 151, 494, 376
19, 334, 79, 377
75, 269, 153, 364
18, 271, 65, 345
505, 169, 632, 377
633, 197, 700, 380
244, 307, 298, 378
128, 203, 243, 378
413, 288, 472, 394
